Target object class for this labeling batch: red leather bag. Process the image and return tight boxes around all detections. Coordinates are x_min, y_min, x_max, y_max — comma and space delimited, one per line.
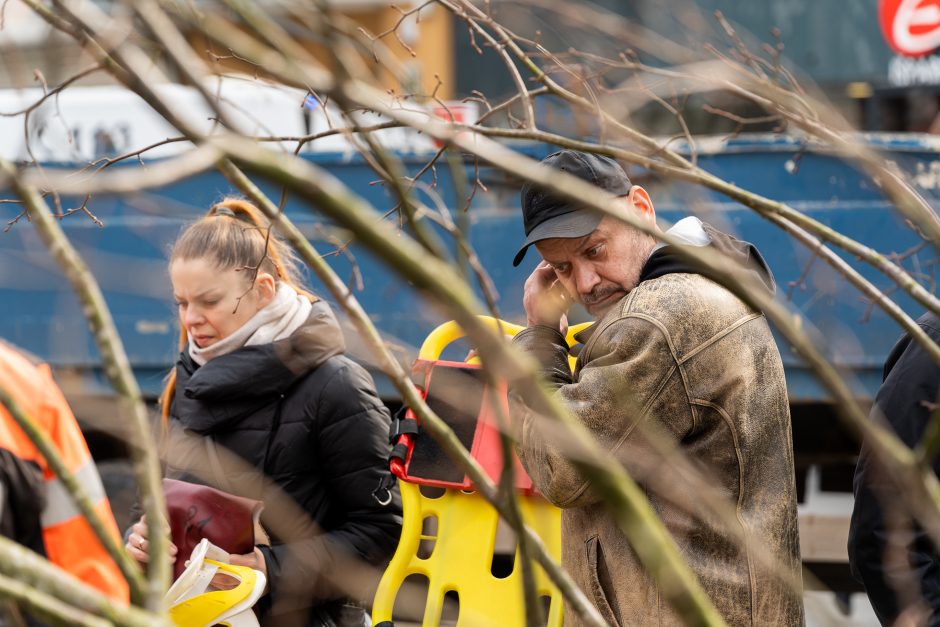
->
162, 478, 263, 580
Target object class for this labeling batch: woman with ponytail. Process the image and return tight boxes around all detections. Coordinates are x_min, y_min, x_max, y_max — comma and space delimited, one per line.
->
125, 198, 402, 626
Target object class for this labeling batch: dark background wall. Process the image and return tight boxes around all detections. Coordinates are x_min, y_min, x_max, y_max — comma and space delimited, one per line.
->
453, 0, 922, 132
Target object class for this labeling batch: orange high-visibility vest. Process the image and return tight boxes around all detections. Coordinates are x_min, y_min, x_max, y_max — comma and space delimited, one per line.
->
0, 342, 129, 604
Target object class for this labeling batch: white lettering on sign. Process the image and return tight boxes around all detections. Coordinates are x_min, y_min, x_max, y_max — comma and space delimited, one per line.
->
135, 320, 170, 335
888, 53, 940, 85
913, 160, 940, 190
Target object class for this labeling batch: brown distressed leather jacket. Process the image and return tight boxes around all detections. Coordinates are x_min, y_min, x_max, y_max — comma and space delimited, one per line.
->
513, 246, 804, 626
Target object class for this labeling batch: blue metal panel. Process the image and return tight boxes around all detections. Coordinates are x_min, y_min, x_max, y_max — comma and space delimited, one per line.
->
641, 135, 940, 400
0, 136, 936, 403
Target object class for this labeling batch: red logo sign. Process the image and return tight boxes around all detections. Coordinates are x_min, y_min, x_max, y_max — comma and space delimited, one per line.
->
881, 0, 940, 57
431, 103, 478, 149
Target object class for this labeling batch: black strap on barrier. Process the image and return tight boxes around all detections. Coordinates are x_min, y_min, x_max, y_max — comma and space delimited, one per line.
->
389, 442, 409, 464
375, 407, 416, 504
388, 407, 420, 444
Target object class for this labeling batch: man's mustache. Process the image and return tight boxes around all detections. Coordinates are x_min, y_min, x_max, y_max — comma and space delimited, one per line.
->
581, 286, 623, 306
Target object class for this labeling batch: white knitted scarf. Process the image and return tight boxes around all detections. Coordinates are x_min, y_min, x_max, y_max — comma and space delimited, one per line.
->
188, 282, 313, 366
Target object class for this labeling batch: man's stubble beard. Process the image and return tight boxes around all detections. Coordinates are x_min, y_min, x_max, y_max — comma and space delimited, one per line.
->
584, 231, 655, 319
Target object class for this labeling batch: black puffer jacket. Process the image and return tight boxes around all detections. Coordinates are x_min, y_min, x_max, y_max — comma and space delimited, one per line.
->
849, 312, 940, 625
165, 300, 402, 626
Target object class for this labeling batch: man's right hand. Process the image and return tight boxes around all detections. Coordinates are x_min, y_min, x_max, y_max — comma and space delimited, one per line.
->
523, 261, 570, 335
125, 515, 177, 565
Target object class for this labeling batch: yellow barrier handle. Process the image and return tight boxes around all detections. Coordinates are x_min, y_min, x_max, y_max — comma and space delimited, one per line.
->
418, 316, 591, 363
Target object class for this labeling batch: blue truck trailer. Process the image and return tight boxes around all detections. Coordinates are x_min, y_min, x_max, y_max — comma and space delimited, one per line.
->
1, 133, 937, 589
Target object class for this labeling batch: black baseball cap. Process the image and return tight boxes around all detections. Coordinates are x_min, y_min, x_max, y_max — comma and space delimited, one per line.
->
513, 150, 632, 266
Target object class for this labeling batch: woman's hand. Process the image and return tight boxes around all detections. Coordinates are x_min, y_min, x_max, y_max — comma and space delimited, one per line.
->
229, 547, 267, 578
125, 515, 178, 565
211, 547, 268, 592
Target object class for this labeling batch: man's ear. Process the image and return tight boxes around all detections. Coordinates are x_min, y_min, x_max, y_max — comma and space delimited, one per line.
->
256, 272, 277, 307
628, 186, 656, 223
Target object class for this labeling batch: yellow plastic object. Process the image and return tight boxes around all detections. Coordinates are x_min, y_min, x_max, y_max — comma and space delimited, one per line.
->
169, 560, 258, 627
372, 316, 589, 626
372, 481, 563, 626
419, 315, 589, 371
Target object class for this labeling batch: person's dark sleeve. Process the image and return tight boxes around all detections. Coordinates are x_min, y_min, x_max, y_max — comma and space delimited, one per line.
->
258, 361, 403, 616
849, 316, 940, 625
0, 451, 47, 627
509, 319, 692, 509
0, 449, 46, 555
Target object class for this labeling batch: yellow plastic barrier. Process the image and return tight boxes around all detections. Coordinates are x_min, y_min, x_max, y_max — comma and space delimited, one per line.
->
372, 316, 587, 626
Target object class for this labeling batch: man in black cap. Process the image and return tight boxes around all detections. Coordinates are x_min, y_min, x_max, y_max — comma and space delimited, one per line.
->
510, 149, 804, 626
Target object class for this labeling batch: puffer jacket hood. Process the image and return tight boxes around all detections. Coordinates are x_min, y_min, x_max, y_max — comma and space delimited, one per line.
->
177, 299, 345, 431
